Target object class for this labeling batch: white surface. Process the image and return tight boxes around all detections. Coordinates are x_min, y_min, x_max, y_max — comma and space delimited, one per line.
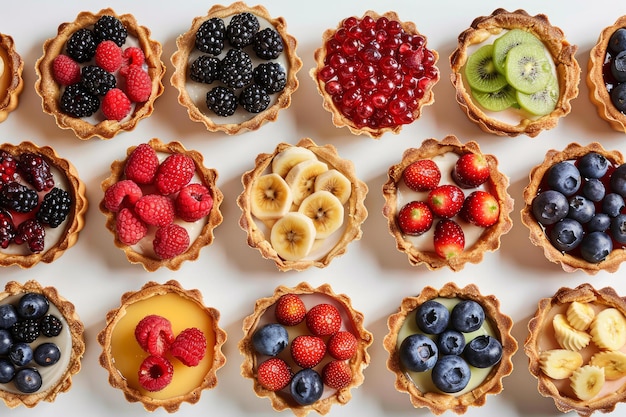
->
2, 0, 626, 416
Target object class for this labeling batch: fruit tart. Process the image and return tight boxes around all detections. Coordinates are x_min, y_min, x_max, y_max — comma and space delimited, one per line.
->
311, 10, 440, 139
170, 2, 302, 134
0, 141, 87, 268
237, 137, 368, 271
525, 283, 626, 416
382, 135, 513, 271
450, 8, 580, 137
588, 15, 626, 132
0, 33, 24, 123
521, 142, 626, 274
239, 282, 372, 416
384, 282, 517, 415
99, 138, 223, 272
0, 280, 85, 408
35, 8, 166, 140
98, 280, 227, 412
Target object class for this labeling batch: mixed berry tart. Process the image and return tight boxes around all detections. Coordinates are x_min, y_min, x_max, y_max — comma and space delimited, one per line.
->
382, 135, 513, 271
97, 280, 227, 412
384, 282, 517, 415
0, 141, 87, 268
0, 33, 24, 123
311, 10, 440, 138
239, 282, 372, 416
99, 138, 223, 272
237, 137, 368, 271
521, 142, 626, 274
35, 8, 166, 140
450, 8, 579, 137
0, 280, 85, 408
170, 2, 302, 134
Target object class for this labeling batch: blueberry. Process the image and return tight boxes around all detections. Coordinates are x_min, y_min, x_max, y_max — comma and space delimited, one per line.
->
549, 218, 584, 252
578, 153, 610, 179
611, 82, 626, 114
602, 193, 625, 217
13, 367, 42, 393
546, 162, 581, 196
610, 164, 626, 197
612, 51, 626, 82
34, 342, 61, 367
0, 304, 18, 329
588, 213, 611, 232
609, 28, 626, 54
582, 178, 605, 202
415, 300, 450, 335
0, 329, 12, 355
290, 368, 323, 405
431, 355, 471, 393
532, 190, 569, 225
610, 213, 626, 244
16, 293, 49, 320
580, 232, 613, 263
251, 323, 289, 356
9, 342, 33, 367
437, 329, 466, 356
450, 300, 485, 333
463, 335, 503, 368
399, 334, 438, 372
0, 358, 15, 383
568, 195, 595, 223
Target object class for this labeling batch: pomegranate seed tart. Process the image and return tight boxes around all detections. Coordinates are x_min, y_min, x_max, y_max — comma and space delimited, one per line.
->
0, 33, 24, 123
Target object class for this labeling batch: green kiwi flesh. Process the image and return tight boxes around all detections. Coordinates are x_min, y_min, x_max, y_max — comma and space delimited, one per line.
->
465, 44, 508, 92
516, 75, 559, 115
492, 29, 543, 74
504, 43, 552, 94
472, 84, 518, 111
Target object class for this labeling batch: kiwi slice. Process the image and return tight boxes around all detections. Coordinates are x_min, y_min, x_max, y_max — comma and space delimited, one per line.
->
504, 43, 552, 94
516, 75, 559, 116
464, 44, 508, 92
492, 29, 543, 74
472, 84, 517, 111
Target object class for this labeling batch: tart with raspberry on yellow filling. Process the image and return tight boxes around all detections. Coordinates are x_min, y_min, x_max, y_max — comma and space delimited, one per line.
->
0, 33, 24, 123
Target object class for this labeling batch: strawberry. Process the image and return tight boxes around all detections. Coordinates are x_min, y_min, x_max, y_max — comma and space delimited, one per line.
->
402, 159, 441, 192
170, 327, 207, 366
397, 201, 433, 235
433, 219, 465, 260
426, 184, 465, 218
327, 330, 357, 360
322, 360, 352, 390
124, 143, 160, 185
275, 294, 306, 326
154, 153, 195, 195
134, 315, 175, 356
461, 190, 500, 227
138, 355, 174, 392
291, 335, 327, 368
452, 153, 490, 188
257, 358, 292, 391
305, 303, 341, 336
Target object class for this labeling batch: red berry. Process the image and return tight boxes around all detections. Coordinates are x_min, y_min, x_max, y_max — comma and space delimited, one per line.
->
290, 335, 327, 368
52, 54, 81, 86
0, 208, 16, 248
134, 194, 175, 227
0, 151, 17, 186
134, 315, 175, 356
121, 47, 145, 77
103, 179, 142, 212
14, 219, 45, 253
305, 303, 342, 336
116, 207, 148, 245
433, 219, 465, 260
175, 183, 213, 222
275, 294, 306, 326
102, 88, 131, 121
155, 154, 196, 195
257, 358, 292, 391
18, 152, 54, 192
452, 153, 490, 188
322, 360, 352, 390
397, 200, 433, 235
153, 223, 190, 259
403, 159, 441, 192
138, 355, 174, 392
327, 330, 358, 360
426, 184, 465, 218
170, 327, 207, 367
125, 143, 159, 185
461, 190, 500, 227
124, 65, 152, 102
95, 40, 123, 72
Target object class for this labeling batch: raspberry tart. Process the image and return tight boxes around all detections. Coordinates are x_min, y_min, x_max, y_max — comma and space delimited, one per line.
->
0, 280, 85, 408
384, 282, 517, 415
237, 137, 368, 271
382, 135, 513, 271
0, 33, 24, 123
239, 282, 372, 416
99, 138, 223, 272
97, 280, 227, 412
450, 8, 579, 137
35, 8, 165, 140
311, 11, 440, 138
170, 2, 302, 134
0, 141, 87, 268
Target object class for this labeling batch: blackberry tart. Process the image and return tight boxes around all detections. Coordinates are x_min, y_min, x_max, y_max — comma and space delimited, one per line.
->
0, 33, 24, 123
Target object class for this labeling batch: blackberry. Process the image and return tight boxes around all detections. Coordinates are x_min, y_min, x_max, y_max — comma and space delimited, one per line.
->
226, 12, 259, 48
0, 182, 38, 213
220, 49, 253, 89
81, 65, 116, 96
195, 17, 225, 55
40, 315, 63, 337
14, 219, 45, 253
253, 62, 286, 93
36, 187, 72, 228
11, 319, 40, 343
60, 83, 100, 118
94, 15, 128, 47
253, 28, 284, 60
239, 84, 270, 113
206, 86, 238, 117
17, 152, 54, 192
66, 28, 97, 63
0, 208, 16, 249
189, 55, 221, 84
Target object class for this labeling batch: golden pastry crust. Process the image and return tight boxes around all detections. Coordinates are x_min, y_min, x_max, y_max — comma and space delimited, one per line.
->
99, 138, 224, 272
97, 280, 227, 413
0, 33, 24, 123
237, 137, 368, 271
384, 282, 517, 415
170, 1, 302, 134
311, 10, 439, 139
239, 282, 373, 416
0, 280, 85, 408
382, 135, 514, 271
450, 8, 579, 137
525, 284, 626, 416
587, 15, 626, 132
520, 142, 625, 274
35, 8, 165, 140
0, 141, 88, 268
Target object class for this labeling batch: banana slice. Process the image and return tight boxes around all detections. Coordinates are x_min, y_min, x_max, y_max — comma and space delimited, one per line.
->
314, 169, 352, 205
0, 56, 4, 79
270, 212, 316, 261
590, 351, 626, 380
539, 349, 584, 380
553, 313, 591, 351
285, 159, 329, 206
570, 365, 605, 401
567, 301, 595, 331
590, 308, 626, 351
271, 146, 318, 178
250, 173, 294, 220
298, 190, 344, 239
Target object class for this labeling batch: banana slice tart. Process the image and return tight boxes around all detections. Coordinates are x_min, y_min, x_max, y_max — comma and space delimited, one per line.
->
0, 33, 24, 123
237, 138, 368, 271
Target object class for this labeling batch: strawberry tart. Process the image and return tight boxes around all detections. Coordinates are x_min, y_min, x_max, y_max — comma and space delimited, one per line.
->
0, 33, 24, 123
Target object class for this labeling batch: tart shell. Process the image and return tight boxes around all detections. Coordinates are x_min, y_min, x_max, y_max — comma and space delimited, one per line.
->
0, 33, 24, 123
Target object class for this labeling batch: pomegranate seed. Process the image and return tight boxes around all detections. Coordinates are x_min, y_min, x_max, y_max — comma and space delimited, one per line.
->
347, 25, 363, 39
361, 76, 378, 90
389, 98, 407, 116
376, 17, 389, 30
343, 38, 360, 55
319, 66, 335, 82
325, 80, 343, 96
342, 88, 363, 108
356, 102, 374, 119
371, 92, 388, 108
387, 20, 402, 35
378, 77, 396, 96
343, 17, 358, 29
360, 15, 376, 29
329, 53, 347, 69
334, 28, 348, 43
326, 39, 342, 54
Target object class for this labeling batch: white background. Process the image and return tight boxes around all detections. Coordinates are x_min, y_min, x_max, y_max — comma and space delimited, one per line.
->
2, 1, 626, 416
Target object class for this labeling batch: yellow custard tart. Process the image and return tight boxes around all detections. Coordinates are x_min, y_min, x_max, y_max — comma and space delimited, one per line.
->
0, 33, 24, 123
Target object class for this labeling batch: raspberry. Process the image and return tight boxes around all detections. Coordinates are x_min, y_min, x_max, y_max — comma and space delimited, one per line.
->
120, 47, 145, 77
116, 207, 147, 245
52, 55, 81, 86
322, 360, 352, 390
124, 143, 159, 185
274, 294, 306, 326
305, 303, 342, 337
153, 223, 190, 259
170, 327, 207, 367
290, 335, 326, 369
327, 331, 357, 360
18, 152, 54, 192
138, 355, 174, 392
257, 358, 292, 391
103, 179, 142, 212
175, 183, 213, 222
14, 219, 45, 253
134, 194, 175, 227
0, 208, 16, 249
95, 40, 123, 72
154, 154, 195, 195
124, 66, 152, 102
134, 315, 175, 356
101, 88, 131, 121
36, 187, 71, 228
0, 151, 17, 186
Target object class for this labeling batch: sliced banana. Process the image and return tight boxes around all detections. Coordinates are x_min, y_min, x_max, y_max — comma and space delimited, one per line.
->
553, 313, 591, 351
270, 212, 316, 261
567, 301, 595, 331
285, 159, 329, 206
589, 351, 626, 380
271, 146, 318, 178
570, 365, 605, 401
539, 349, 584, 380
0, 55, 4, 79
314, 169, 352, 205
298, 190, 344, 240
250, 173, 294, 220
590, 308, 626, 351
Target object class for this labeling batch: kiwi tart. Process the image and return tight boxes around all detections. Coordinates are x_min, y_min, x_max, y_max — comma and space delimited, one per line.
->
0, 33, 24, 123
